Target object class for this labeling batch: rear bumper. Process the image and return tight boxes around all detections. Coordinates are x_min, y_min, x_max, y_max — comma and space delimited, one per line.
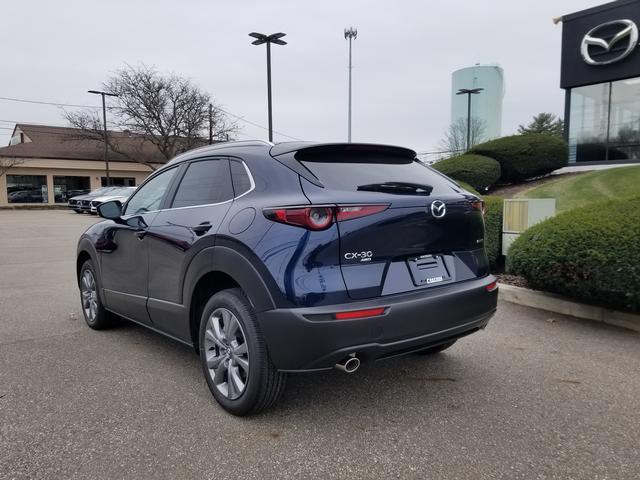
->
258, 275, 498, 372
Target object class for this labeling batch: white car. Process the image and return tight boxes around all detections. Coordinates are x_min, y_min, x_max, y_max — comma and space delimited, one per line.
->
89, 187, 137, 214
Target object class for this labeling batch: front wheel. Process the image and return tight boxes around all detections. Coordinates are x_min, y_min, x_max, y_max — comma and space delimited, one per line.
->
199, 288, 286, 416
79, 260, 117, 330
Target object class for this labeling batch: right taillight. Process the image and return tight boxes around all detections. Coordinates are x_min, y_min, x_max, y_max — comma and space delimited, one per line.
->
263, 204, 388, 230
470, 199, 486, 216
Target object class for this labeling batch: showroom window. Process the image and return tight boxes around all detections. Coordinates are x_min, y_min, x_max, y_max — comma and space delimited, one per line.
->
53, 176, 91, 203
6, 175, 48, 203
101, 177, 136, 187
568, 77, 640, 163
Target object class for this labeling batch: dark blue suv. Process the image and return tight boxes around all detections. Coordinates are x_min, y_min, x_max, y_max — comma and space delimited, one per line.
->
76, 141, 498, 415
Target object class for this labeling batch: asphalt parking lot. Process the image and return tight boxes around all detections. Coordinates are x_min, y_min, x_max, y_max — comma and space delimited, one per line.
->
1, 209, 639, 479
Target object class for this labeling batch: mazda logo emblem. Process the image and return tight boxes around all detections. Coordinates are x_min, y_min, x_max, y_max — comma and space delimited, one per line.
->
430, 200, 446, 219
581, 19, 639, 66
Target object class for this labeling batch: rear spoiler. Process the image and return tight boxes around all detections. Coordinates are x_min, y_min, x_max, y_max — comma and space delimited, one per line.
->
270, 142, 416, 159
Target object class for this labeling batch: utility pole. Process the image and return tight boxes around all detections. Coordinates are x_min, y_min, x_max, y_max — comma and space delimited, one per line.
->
209, 103, 213, 144
456, 88, 484, 151
88, 90, 118, 186
249, 32, 287, 142
344, 27, 357, 143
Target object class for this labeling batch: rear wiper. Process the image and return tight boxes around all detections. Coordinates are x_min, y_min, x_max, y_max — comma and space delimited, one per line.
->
357, 182, 433, 195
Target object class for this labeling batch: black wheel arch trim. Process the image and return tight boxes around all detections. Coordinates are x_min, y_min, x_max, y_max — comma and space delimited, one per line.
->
183, 242, 280, 316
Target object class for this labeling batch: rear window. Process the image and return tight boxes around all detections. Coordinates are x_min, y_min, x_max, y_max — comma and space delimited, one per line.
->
298, 153, 454, 192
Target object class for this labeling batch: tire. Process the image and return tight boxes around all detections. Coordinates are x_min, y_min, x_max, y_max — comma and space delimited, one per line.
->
79, 259, 116, 330
74, 210, 83, 214
199, 288, 286, 416
414, 340, 457, 355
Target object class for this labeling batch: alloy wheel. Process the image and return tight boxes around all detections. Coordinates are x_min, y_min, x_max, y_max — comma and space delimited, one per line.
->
203, 308, 250, 400
81, 269, 98, 323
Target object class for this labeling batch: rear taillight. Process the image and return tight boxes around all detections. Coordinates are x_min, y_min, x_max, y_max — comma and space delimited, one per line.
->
485, 281, 498, 292
264, 204, 388, 230
336, 205, 389, 221
264, 207, 333, 231
470, 199, 486, 215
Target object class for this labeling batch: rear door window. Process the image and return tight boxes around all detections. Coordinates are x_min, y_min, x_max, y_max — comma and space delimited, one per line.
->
171, 158, 233, 208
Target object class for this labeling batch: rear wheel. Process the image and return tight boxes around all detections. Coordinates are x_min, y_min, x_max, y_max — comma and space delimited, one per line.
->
199, 288, 286, 416
79, 260, 116, 330
414, 340, 456, 355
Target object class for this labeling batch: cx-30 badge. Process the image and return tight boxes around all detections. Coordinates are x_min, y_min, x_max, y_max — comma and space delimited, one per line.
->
430, 200, 446, 219
581, 19, 639, 66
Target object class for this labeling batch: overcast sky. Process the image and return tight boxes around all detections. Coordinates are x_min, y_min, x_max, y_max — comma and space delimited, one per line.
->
1, 0, 604, 152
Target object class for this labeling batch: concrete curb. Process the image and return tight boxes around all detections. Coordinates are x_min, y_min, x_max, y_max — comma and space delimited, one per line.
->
498, 283, 640, 333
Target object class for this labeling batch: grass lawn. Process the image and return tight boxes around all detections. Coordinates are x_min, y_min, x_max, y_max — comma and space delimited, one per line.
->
516, 165, 640, 212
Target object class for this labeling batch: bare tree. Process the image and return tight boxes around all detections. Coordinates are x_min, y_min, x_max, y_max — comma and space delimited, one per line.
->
66, 64, 237, 170
0, 158, 24, 178
438, 117, 486, 156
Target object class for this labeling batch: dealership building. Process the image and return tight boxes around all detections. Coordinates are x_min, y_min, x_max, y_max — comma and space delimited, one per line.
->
0, 124, 166, 206
561, 0, 640, 164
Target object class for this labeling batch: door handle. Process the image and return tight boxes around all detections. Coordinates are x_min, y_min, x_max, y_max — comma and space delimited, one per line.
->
192, 222, 212, 236
134, 230, 147, 240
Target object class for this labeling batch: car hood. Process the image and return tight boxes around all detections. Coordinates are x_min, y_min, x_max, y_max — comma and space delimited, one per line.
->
91, 195, 129, 203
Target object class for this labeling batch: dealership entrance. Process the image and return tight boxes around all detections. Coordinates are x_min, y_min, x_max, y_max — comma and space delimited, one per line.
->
561, 0, 640, 164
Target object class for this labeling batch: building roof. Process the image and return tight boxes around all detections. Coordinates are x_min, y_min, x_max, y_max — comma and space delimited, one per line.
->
0, 124, 168, 164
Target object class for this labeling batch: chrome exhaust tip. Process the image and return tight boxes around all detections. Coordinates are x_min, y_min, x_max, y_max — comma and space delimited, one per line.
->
335, 354, 360, 373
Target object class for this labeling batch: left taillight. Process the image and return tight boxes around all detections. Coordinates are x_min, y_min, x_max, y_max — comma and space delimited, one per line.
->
263, 204, 388, 231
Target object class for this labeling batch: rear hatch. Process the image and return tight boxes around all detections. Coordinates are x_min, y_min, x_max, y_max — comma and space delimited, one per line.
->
291, 144, 488, 299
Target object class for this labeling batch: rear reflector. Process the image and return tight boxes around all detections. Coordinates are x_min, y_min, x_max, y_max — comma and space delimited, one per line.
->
485, 281, 498, 292
334, 307, 387, 320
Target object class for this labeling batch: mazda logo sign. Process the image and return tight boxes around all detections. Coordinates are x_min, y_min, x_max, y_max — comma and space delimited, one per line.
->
430, 200, 446, 219
581, 19, 639, 66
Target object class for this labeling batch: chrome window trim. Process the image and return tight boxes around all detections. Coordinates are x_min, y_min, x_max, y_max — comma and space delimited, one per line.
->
122, 159, 255, 217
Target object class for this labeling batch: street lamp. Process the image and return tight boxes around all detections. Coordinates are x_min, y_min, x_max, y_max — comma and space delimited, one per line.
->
249, 32, 287, 143
456, 87, 484, 151
88, 89, 118, 186
344, 27, 357, 143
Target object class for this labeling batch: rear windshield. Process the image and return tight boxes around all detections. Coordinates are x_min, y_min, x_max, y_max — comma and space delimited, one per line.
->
298, 154, 455, 192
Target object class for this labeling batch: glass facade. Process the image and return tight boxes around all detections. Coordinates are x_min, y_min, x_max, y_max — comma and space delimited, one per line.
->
568, 76, 640, 163
6, 175, 48, 203
53, 176, 91, 203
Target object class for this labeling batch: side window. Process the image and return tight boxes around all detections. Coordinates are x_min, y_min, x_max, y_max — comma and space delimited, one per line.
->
230, 160, 253, 197
171, 158, 233, 208
123, 167, 177, 215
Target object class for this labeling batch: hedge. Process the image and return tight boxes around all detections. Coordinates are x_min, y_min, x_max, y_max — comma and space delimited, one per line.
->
483, 196, 503, 269
471, 133, 568, 183
507, 196, 640, 312
433, 154, 501, 191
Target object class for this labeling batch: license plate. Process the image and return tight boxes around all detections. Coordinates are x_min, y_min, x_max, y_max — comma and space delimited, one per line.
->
406, 254, 451, 287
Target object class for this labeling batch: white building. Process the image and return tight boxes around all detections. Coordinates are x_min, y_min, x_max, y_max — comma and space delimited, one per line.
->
450, 64, 505, 142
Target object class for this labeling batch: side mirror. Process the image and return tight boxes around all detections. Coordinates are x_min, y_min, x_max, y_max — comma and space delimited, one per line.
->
97, 200, 123, 220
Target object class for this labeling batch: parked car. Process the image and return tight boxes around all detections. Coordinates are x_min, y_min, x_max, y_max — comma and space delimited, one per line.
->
76, 141, 498, 416
8, 189, 46, 203
68, 187, 119, 214
89, 187, 136, 214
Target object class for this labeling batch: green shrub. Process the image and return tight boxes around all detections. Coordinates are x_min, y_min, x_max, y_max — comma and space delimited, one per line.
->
471, 133, 568, 183
433, 154, 501, 191
507, 196, 640, 311
483, 196, 503, 269
457, 181, 480, 196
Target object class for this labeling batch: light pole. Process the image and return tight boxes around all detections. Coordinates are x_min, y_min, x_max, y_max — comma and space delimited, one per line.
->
344, 27, 357, 143
456, 88, 483, 151
88, 89, 118, 186
249, 32, 287, 143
